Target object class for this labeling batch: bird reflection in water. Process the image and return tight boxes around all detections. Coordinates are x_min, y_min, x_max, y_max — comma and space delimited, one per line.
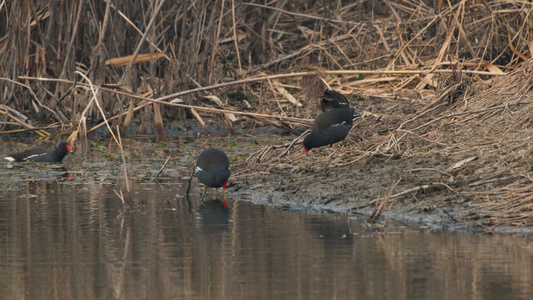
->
195, 199, 231, 232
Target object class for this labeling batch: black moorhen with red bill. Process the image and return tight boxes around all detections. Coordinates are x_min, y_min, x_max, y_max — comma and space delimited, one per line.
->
321, 90, 350, 112
3, 142, 72, 163
196, 148, 231, 193
303, 108, 359, 152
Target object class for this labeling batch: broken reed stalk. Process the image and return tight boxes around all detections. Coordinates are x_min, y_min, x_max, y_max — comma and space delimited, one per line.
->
368, 178, 401, 224
115, 125, 132, 208
155, 156, 171, 179
153, 102, 164, 140
189, 107, 209, 133
122, 98, 135, 135
113, 189, 125, 207
381, 179, 402, 232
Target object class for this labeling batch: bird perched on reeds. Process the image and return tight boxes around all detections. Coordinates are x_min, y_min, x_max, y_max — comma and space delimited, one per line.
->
321, 90, 350, 112
303, 108, 359, 152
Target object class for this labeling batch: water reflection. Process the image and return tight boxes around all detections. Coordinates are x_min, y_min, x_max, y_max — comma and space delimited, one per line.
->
0, 180, 532, 300
196, 199, 231, 232
0, 164, 71, 181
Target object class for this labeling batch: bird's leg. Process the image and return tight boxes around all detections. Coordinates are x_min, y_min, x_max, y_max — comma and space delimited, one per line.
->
200, 185, 207, 202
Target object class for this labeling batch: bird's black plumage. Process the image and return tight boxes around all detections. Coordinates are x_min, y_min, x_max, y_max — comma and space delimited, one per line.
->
303, 108, 359, 152
196, 148, 231, 190
321, 90, 350, 112
3, 142, 72, 163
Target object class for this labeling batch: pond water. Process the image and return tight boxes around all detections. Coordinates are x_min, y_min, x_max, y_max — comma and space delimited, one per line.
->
0, 142, 533, 299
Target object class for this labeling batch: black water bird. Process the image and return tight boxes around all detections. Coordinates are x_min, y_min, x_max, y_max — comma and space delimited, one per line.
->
3, 142, 72, 164
196, 148, 231, 193
303, 108, 359, 152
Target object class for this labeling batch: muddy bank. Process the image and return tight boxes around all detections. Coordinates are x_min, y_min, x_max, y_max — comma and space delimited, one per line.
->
232, 148, 478, 231
232, 144, 532, 233
231, 63, 533, 233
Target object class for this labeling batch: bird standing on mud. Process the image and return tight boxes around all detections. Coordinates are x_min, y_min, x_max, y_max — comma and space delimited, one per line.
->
303, 107, 360, 152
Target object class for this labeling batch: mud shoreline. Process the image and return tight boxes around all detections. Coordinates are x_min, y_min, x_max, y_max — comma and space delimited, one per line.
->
233, 165, 533, 234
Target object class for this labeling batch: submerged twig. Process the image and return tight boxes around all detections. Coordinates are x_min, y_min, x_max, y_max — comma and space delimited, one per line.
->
155, 156, 171, 179
113, 189, 125, 207
114, 126, 132, 209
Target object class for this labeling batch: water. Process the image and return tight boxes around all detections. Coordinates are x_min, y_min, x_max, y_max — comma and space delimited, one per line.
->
1, 176, 532, 300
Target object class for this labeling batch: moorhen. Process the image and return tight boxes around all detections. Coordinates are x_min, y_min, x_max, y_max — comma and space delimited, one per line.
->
303, 108, 359, 152
196, 148, 231, 193
321, 90, 350, 112
3, 142, 72, 164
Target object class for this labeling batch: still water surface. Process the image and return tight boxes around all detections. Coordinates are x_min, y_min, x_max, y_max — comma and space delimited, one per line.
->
1, 176, 533, 299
